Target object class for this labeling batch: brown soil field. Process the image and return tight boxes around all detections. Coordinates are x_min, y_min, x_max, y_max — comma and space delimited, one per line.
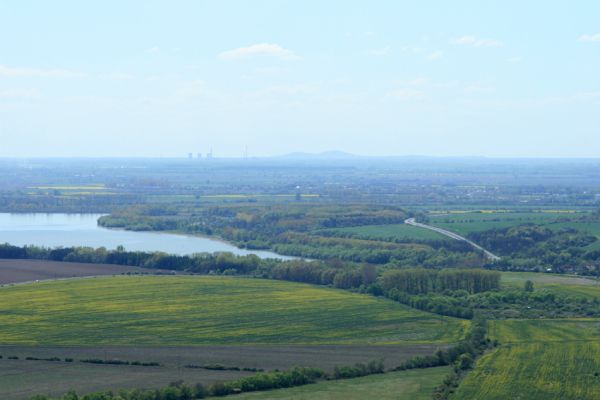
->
0, 344, 439, 399
0, 259, 171, 285
0, 357, 249, 399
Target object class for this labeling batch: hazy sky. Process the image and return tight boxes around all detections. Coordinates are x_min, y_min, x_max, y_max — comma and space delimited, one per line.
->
0, 1, 599, 157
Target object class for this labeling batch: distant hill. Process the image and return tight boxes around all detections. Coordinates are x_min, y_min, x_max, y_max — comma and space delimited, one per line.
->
277, 150, 361, 160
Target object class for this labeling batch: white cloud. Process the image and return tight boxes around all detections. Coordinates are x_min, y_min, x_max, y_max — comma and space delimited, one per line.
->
218, 43, 301, 61
147, 46, 160, 53
428, 50, 444, 60
0, 64, 85, 78
578, 34, 600, 42
454, 35, 503, 48
0, 88, 42, 99
369, 46, 391, 56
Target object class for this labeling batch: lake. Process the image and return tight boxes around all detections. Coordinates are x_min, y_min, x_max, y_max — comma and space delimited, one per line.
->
0, 213, 295, 259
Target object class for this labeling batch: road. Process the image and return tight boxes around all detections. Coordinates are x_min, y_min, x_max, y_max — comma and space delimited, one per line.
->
404, 218, 501, 261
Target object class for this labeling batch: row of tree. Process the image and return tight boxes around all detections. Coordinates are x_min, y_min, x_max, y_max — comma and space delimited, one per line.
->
380, 268, 500, 295
0, 243, 270, 275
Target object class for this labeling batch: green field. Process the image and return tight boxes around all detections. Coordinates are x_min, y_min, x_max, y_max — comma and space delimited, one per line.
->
544, 221, 600, 250
489, 319, 600, 343
0, 276, 466, 345
226, 367, 451, 400
454, 318, 600, 399
454, 341, 600, 400
501, 272, 600, 299
323, 223, 448, 241
429, 211, 571, 235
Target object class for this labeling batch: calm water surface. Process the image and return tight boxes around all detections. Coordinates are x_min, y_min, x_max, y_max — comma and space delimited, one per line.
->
0, 213, 294, 259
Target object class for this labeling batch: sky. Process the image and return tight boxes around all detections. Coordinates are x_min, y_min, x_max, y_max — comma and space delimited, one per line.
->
0, 0, 599, 158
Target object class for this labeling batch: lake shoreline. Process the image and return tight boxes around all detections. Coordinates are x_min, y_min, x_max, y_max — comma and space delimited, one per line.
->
0, 213, 294, 260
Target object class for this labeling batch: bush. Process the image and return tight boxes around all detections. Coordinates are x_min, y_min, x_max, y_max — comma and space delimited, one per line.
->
333, 360, 384, 379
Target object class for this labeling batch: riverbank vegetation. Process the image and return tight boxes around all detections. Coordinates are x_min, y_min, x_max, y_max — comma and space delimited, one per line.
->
97, 204, 484, 266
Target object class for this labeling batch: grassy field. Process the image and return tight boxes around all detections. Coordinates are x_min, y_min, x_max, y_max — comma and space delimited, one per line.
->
454, 318, 600, 399
454, 341, 600, 399
429, 211, 570, 235
501, 271, 600, 299
489, 319, 600, 343
428, 210, 600, 247
226, 367, 451, 400
0, 275, 467, 345
322, 223, 448, 241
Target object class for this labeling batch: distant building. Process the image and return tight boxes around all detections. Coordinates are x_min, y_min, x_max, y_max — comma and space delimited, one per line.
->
187, 153, 193, 160
197, 153, 202, 159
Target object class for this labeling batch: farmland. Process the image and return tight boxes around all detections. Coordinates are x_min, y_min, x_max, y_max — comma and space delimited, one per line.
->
0, 259, 170, 285
428, 211, 579, 235
0, 344, 439, 399
453, 339, 600, 399
488, 318, 600, 343
320, 223, 449, 242
452, 318, 600, 399
0, 275, 466, 345
0, 275, 465, 398
501, 271, 600, 299
428, 210, 600, 244
225, 366, 451, 400
2, 159, 600, 399
0, 356, 249, 400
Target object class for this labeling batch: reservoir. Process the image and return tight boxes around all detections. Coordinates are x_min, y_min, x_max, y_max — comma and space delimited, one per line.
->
0, 213, 295, 259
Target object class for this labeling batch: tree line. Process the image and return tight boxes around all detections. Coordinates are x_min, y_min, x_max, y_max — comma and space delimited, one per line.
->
380, 268, 500, 295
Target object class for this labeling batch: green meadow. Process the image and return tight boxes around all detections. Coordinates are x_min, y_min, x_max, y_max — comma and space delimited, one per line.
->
489, 319, 600, 343
0, 276, 466, 346
227, 366, 451, 400
454, 318, 600, 400
429, 211, 572, 235
323, 223, 448, 241
453, 339, 600, 399
501, 271, 600, 299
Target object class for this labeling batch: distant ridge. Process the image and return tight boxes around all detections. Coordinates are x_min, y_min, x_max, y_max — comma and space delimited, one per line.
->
277, 150, 361, 160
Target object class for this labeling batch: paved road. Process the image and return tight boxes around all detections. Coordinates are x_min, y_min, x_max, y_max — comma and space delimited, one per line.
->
405, 218, 501, 261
